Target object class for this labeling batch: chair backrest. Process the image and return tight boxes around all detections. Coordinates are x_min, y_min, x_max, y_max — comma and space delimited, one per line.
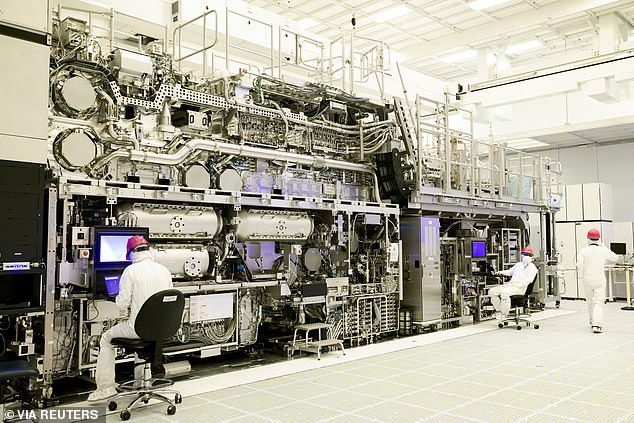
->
134, 289, 185, 341
523, 275, 538, 296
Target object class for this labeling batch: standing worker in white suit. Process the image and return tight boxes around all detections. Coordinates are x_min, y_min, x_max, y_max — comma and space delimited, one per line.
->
490, 246, 538, 319
576, 228, 618, 333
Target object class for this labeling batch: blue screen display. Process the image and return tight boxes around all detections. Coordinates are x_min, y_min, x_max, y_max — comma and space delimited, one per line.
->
104, 275, 121, 296
472, 241, 486, 258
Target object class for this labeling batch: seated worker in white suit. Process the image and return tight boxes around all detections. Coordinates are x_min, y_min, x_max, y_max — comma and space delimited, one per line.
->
88, 235, 173, 402
489, 246, 538, 319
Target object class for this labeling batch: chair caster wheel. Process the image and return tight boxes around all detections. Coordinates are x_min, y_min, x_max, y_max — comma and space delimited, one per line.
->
534, 324, 540, 329
516, 325, 522, 330
526, 322, 530, 326
167, 405, 176, 415
498, 323, 503, 328
503, 322, 508, 326
142, 399, 149, 404
175, 394, 183, 404
108, 401, 117, 411
120, 410, 130, 421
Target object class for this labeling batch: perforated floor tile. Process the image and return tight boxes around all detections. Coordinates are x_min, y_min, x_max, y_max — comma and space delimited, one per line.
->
431, 379, 501, 398
546, 399, 630, 422
173, 402, 249, 422
484, 389, 558, 410
386, 372, 448, 388
199, 385, 257, 401
450, 400, 534, 423
220, 390, 294, 413
424, 412, 481, 422
225, 415, 274, 423
308, 371, 374, 388
396, 390, 469, 411
260, 402, 341, 423
352, 380, 417, 399
514, 380, 583, 398
304, 390, 380, 412
138, 301, 634, 423
352, 401, 437, 423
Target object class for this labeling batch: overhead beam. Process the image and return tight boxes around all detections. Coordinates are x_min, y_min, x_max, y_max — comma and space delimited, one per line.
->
399, 0, 625, 58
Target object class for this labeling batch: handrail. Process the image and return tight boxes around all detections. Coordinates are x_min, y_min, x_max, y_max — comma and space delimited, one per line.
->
172, 9, 218, 76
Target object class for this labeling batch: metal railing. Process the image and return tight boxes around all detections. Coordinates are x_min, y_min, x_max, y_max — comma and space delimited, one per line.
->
172, 9, 218, 77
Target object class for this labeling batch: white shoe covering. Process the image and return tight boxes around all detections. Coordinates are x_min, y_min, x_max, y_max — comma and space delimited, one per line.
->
87, 386, 118, 403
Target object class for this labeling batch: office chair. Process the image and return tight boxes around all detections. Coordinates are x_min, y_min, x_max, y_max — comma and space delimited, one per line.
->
498, 278, 540, 330
107, 289, 185, 421
0, 360, 39, 422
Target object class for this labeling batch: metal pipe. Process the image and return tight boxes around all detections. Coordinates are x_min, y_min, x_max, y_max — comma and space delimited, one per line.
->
99, 138, 382, 201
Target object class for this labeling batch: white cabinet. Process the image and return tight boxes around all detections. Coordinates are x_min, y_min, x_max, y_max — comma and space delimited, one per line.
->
555, 222, 577, 269
566, 184, 583, 221
561, 270, 578, 298
582, 183, 613, 221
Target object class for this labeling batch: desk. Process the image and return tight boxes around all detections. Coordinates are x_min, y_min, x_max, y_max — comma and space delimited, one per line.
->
288, 323, 345, 360
607, 264, 634, 310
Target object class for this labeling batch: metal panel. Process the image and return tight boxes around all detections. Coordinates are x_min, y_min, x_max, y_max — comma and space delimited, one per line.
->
400, 216, 441, 323
0, 0, 49, 32
0, 35, 48, 163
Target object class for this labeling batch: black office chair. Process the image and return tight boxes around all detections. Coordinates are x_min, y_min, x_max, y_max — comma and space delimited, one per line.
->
498, 278, 540, 330
0, 360, 39, 422
107, 289, 185, 421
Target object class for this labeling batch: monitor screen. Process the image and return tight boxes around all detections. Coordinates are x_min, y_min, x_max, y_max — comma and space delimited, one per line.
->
472, 241, 487, 258
610, 242, 627, 255
99, 236, 130, 263
104, 275, 121, 296
93, 226, 149, 268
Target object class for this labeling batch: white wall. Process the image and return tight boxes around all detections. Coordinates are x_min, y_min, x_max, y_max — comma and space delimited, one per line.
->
539, 142, 634, 221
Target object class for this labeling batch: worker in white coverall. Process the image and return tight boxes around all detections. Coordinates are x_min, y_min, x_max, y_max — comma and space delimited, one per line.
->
576, 228, 617, 333
88, 236, 173, 402
489, 246, 538, 319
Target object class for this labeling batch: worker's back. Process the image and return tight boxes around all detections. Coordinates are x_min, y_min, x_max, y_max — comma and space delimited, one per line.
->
577, 244, 618, 281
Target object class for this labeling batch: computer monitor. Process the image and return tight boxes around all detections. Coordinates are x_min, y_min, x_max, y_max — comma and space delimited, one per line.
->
104, 275, 121, 297
610, 242, 627, 255
93, 226, 149, 269
472, 240, 487, 258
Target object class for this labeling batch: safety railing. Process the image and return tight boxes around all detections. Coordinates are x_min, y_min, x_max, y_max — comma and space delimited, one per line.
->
412, 93, 562, 207
278, 27, 325, 81
172, 9, 218, 77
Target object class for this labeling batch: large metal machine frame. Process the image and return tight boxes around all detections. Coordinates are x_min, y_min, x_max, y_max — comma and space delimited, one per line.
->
0, 3, 562, 404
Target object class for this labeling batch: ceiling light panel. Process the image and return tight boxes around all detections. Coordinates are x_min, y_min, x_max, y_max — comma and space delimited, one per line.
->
370, 5, 413, 23
506, 40, 543, 54
440, 49, 477, 63
298, 18, 319, 30
468, 0, 512, 11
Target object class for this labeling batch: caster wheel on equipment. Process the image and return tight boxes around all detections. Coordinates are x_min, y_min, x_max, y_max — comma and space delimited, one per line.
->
503, 322, 508, 326
175, 394, 183, 404
167, 405, 176, 415
142, 399, 149, 404
108, 401, 117, 411
516, 325, 522, 330
498, 323, 503, 328
556, 300, 560, 309
120, 410, 131, 421
534, 324, 540, 329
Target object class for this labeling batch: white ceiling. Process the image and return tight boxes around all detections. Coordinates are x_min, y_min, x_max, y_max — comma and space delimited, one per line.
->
245, 0, 634, 82
530, 123, 634, 148
245, 0, 634, 151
